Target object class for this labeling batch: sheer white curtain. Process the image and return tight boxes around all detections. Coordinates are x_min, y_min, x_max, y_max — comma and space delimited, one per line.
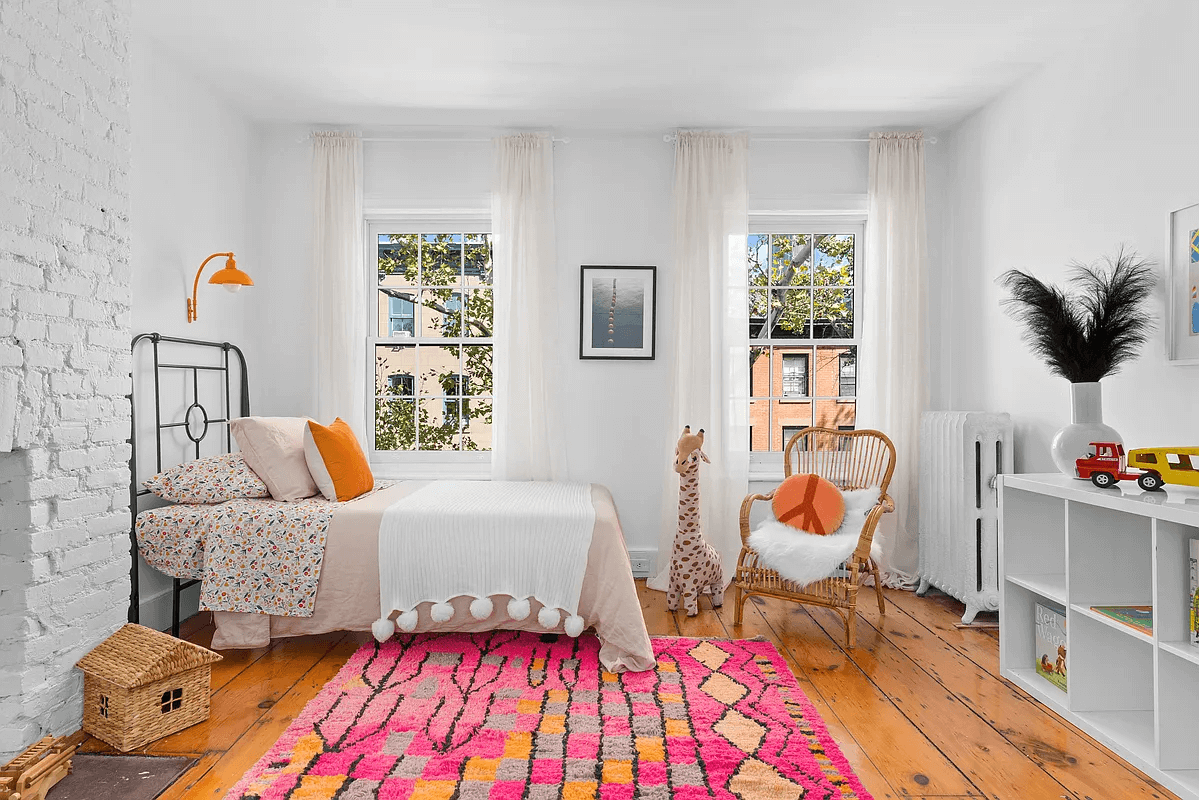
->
859, 131, 928, 585
647, 132, 750, 591
491, 133, 565, 480
312, 132, 366, 438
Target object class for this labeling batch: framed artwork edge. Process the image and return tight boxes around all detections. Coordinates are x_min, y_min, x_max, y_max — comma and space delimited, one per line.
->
1166, 202, 1199, 365
579, 265, 657, 361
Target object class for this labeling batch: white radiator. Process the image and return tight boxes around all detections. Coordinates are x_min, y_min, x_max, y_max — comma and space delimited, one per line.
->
917, 411, 1014, 623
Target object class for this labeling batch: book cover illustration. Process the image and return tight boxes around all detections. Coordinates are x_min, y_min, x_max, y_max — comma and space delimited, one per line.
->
1090, 605, 1153, 636
1190, 539, 1198, 646
1190, 226, 1198, 336
1035, 601, 1067, 692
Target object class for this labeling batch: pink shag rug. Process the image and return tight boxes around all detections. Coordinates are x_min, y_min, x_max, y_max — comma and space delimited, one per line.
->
224, 632, 872, 799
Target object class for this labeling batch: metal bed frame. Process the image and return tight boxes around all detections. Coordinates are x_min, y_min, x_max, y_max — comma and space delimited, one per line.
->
128, 333, 250, 637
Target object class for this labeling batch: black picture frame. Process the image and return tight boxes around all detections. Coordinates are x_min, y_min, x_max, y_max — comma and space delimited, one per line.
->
579, 265, 657, 360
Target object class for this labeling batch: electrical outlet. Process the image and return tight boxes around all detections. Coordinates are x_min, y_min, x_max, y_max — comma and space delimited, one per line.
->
627, 549, 656, 578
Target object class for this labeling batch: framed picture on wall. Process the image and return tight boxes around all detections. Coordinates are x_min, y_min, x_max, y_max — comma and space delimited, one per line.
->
1167, 203, 1199, 364
579, 265, 656, 360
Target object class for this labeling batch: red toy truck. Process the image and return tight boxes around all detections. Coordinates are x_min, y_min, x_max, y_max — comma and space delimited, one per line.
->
1075, 442, 1143, 488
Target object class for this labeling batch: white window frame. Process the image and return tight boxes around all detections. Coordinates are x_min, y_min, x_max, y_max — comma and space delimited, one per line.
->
365, 213, 492, 480
748, 213, 865, 480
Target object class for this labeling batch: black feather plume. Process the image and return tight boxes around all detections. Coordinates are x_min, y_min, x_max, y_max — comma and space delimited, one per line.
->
998, 248, 1156, 383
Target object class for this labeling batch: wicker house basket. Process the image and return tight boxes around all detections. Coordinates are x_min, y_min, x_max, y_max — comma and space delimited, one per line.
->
76, 624, 221, 752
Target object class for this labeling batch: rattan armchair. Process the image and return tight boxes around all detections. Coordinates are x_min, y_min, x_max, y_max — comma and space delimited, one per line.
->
733, 427, 897, 647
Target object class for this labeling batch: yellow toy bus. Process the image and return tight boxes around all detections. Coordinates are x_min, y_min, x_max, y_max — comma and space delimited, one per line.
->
1126, 447, 1199, 491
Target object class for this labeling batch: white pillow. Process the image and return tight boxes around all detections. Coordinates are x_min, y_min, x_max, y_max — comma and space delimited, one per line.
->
229, 416, 318, 502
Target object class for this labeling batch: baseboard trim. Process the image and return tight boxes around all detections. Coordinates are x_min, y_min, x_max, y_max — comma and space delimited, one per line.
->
138, 581, 201, 633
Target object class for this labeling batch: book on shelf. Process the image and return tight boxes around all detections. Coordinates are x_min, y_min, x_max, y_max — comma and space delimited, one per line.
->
1090, 605, 1153, 635
1035, 601, 1067, 692
1190, 540, 1198, 646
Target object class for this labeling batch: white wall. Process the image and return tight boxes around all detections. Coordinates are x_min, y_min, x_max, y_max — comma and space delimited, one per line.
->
940, 0, 1199, 471
129, 37, 260, 628
248, 129, 938, 560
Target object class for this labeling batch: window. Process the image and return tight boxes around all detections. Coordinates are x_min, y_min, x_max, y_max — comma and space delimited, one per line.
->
781, 353, 809, 397
388, 296, 414, 336
370, 224, 493, 461
838, 352, 856, 398
782, 426, 809, 451
748, 224, 862, 460
388, 373, 414, 395
160, 688, 182, 714
99, 695, 109, 718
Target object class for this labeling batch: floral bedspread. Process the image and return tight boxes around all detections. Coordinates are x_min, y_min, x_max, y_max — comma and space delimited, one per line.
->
136, 483, 391, 618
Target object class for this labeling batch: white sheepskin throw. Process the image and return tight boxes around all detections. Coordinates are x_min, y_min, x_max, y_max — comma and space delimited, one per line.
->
747, 488, 882, 588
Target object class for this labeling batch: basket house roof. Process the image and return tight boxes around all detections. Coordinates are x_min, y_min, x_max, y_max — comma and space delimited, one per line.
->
76, 624, 221, 689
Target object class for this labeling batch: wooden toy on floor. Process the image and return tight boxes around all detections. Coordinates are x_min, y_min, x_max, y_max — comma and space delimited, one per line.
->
0, 731, 84, 800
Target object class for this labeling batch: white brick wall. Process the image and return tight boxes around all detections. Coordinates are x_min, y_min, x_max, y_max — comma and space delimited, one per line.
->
0, 0, 132, 757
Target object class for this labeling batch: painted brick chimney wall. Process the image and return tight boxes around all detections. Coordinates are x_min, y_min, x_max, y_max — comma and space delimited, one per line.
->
0, 0, 132, 757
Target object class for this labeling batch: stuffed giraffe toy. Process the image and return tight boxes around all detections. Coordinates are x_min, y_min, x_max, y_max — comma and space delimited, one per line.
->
667, 425, 724, 616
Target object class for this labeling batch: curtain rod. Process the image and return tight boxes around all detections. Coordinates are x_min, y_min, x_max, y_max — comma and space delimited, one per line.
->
662, 134, 938, 144
307, 135, 571, 144
306, 133, 936, 145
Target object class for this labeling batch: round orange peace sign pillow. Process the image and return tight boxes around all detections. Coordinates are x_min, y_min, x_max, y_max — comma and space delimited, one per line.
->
772, 473, 845, 535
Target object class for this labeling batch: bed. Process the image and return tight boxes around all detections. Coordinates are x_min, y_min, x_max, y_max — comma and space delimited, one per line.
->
129, 334, 654, 672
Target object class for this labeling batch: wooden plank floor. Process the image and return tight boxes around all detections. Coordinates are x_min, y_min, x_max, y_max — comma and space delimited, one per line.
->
81, 585, 1179, 800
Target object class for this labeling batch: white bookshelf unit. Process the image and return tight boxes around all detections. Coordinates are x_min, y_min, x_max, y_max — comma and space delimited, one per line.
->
999, 473, 1199, 800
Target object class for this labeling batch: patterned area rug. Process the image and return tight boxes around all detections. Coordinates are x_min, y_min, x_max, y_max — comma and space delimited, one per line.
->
225, 632, 871, 799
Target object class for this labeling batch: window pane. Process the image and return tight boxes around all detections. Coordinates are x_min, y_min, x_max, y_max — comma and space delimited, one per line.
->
750, 399, 771, 452
463, 344, 493, 395
462, 397, 492, 451
748, 289, 769, 337
815, 398, 856, 431
378, 233, 418, 287
463, 289, 493, 338
772, 346, 812, 397
837, 345, 857, 398
375, 398, 416, 451
771, 234, 811, 286
812, 289, 853, 339
747, 234, 769, 288
814, 234, 854, 286
463, 235, 492, 287
375, 344, 415, 395
773, 398, 813, 451
418, 345, 460, 396
420, 397, 460, 451
748, 346, 770, 398
378, 289, 416, 337
420, 289, 462, 337
764, 289, 811, 339
814, 345, 855, 397
421, 234, 462, 286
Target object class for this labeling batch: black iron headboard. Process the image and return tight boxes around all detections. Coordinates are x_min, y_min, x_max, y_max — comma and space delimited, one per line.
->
128, 333, 250, 634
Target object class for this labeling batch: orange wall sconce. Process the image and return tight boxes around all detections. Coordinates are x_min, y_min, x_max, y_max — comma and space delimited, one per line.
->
187, 252, 253, 323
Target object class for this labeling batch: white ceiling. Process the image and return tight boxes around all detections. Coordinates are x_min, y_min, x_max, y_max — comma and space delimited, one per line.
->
134, 0, 1135, 131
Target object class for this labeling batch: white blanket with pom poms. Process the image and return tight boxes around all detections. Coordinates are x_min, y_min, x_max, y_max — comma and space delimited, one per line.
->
746, 488, 882, 587
374, 480, 595, 640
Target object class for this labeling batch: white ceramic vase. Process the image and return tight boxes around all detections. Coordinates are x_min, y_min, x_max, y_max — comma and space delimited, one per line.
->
1050, 382, 1121, 478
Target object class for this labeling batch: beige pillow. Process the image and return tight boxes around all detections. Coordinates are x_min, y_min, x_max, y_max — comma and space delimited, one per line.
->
230, 416, 318, 501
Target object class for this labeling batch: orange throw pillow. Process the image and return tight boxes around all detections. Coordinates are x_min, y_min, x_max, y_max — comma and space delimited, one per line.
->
302, 418, 374, 502
772, 473, 845, 535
